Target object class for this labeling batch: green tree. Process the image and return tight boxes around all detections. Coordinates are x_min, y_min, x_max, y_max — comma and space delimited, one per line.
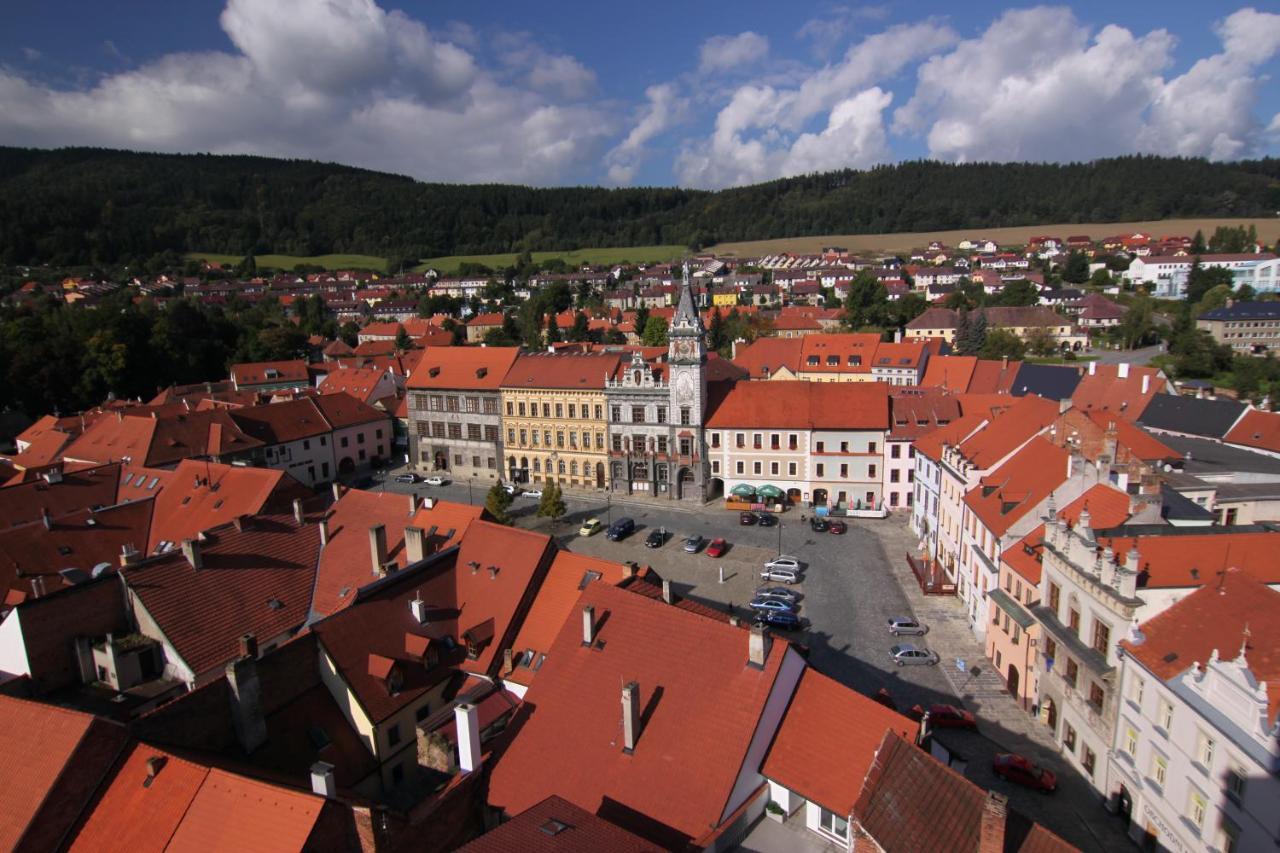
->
641, 315, 669, 346
1062, 251, 1089, 284
1192, 284, 1233, 318
707, 307, 727, 352
1185, 260, 1234, 306
1236, 283, 1256, 302
338, 321, 360, 347
604, 328, 626, 345
1022, 326, 1058, 357
842, 269, 887, 329
997, 279, 1039, 306
978, 328, 1027, 360
1088, 268, 1113, 289
634, 305, 650, 337
953, 309, 987, 355
537, 480, 566, 520
1191, 229, 1207, 254
544, 312, 562, 344
1117, 290, 1156, 349
567, 310, 591, 342
394, 324, 412, 352
485, 483, 513, 525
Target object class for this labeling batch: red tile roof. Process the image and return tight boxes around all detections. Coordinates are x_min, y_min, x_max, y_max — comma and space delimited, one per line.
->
1070, 364, 1164, 420
0, 462, 122, 527
312, 391, 389, 430
706, 381, 890, 430
1084, 411, 1178, 462
6, 424, 73, 469
888, 389, 961, 441
954, 395, 1057, 469
311, 491, 482, 617
922, 354, 979, 391
730, 337, 802, 378
1122, 571, 1280, 721
486, 582, 791, 847
966, 358, 1022, 394
123, 515, 321, 680
406, 346, 521, 390
146, 459, 307, 553
229, 397, 330, 443
798, 333, 881, 374
912, 412, 988, 463
61, 414, 157, 465
853, 731, 1072, 853
318, 366, 392, 404
1104, 530, 1280, 590
116, 464, 175, 503
163, 768, 325, 851
964, 438, 1068, 537
505, 550, 636, 687
1224, 409, 1280, 455
762, 668, 914, 815
501, 352, 625, 390
458, 795, 655, 853
230, 359, 310, 387
1002, 484, 1131, 585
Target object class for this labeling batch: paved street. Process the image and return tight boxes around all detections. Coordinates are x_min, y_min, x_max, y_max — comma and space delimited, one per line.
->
373, 468, 1132, 851
1085, 343, 1164, 365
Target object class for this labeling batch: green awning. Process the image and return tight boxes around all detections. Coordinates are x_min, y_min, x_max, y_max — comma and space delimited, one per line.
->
757, 484, 784, 498
988, 589, 1035, 630
730, 484, 757, 497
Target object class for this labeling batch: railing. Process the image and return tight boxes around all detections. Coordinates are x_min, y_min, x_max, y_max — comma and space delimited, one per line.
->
906, 553, 956, 596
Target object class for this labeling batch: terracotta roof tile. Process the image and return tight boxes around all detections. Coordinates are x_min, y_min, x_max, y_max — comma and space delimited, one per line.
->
1102, 530, 1280, 590
1121, 571, 1280, 721
1224, 409, 1280, 455
955, 396, 1058, 469
230, 359, 310, 387
146, 460, 307, 553
730, 337, 802, 378
1070, 364, 1164, 420
458, 795, 656, 852
706, 381, 890, 430
406, 346, 521, 390
162, 768, 323, 851
501, 352, 625, 390
963, 438, 1068, 537
61, 415, 158, 466
230, 397, 330, 443
762, 668, 914, 815
318, 366, 392, 404
888, 389, 961, 440
1002, 485, 1131, 585
312, 391, 389, 430
0, 462, 122, 527
486, 582, 791, 847
921, 356, 978, 392
1084, 412, 1178, 462
912, 412, 988, 462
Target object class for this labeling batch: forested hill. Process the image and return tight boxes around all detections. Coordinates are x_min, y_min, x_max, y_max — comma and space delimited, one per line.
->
1, 146, 1278, 266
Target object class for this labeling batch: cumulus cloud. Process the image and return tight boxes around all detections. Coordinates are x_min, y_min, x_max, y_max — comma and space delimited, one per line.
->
605, 83, 688, 184
894, 5, 1280, 163
699, 32, 769, 75
796, 4, 892, 57
0, 0, 610, 185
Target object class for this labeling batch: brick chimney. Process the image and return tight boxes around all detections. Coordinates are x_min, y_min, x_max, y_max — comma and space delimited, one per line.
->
977, 791, 1008, 853
226, 646, 267, 753
621, 681, 640, 754
404, 526, 425, 563
292, 498, 304, 525
455, 702, 482, 773
582, 605, 596, 646
181, 538, 202, 570
748, 624, 771, 669
369, 524, 388, 576
319, 518, 330, 546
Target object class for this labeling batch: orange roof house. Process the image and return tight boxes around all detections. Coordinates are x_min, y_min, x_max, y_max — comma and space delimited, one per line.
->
705, 381, 890, 430
406, 346, 521, 391
1070, 363, 1165, 420
1225, 408, 1280, 455
317, 366, 397, 405
963, 437, 1069, 539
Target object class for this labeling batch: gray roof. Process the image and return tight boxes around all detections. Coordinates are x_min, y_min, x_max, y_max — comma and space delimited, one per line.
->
1157, 434, 1280, 479
1159, 484, 1216, 522
1199, 301, 1280, 322
1137, 395, 1246, 439
1010, 363, 1082, 401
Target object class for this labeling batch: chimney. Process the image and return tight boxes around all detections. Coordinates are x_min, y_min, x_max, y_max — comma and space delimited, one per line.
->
455, 702, 482, 773
488, 566, 499, 580
30, 575, 46, 599
748, 624, 772, 669
226, 653, 267, 753
331, 482, 343, 501
977, 791, 1009, 853
622, 562, 636, 579
407, 493, 417, 515
404, 526, 426, 563
369, 524, 388, 576
309, 761, 336, 798
1118, 362, 1130, 379
661, 578, 674, 604
292, 498, 305, 525
1001, 354, 1008, 369
1088, 361, 1096, 376
582, 605, 596, 646
422, 496, 436, 509
410, 592, 428, 625
119, 543, 140, 568
145, 755, 166, 783
621, 681, 640, 754
1141, 374, 1150, 395
319, 519, 330, 546
181, 538, 202, 570
40, 507, 52, 530
239, 633, 259, 659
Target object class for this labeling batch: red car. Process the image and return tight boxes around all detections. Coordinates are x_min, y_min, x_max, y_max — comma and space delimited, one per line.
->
705, 538, 728, 558
928, 704, 977, 729
993, 753, 1057, 793
828, 520, 847, 535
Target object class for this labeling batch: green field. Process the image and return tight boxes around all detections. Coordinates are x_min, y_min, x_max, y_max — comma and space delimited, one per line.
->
186, 252, 391, 272
414, 245, 687, 274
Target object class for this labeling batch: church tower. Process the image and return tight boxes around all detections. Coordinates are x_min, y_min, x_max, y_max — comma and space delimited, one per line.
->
668, 261, 707, 426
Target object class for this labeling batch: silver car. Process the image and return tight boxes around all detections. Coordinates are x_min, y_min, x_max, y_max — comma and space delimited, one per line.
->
887, 617, 928, 636
764, 555, 802, 572
755, 586, 800, 604
683, 535, 704, 553
760, 567, 800, 584
890, 644, 939, 666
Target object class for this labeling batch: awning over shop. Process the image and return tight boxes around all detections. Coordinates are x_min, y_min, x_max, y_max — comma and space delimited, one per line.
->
729, 484, 757, 497
757, 484, 784, 498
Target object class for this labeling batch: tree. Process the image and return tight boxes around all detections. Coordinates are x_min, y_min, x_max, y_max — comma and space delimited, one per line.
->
604, 328, 626, 344
1192, 284, 1233, 318
978, 328, 1027, 360
1235, 283, 1256, 302
394, 324, 411, 352
942, 290, 971, 311
537, 480, 566, 520
1062, 251, 1089, 284
338, 321, 360, 347
1022, 326, 1058, 357
1185, 259, 1234, 306
997, 279, 1039, 306
544, 312, 562, 344
707, 307, 727, 352
641, 315, 669, 346
567, 310, 591, 342
485, 483, 513, 525
1088, 268, 1113, 289
1191, 229, 1207, 254
634, 305, 650, 336
1117, 290, 1156, 349
953, 309, 987, 355
842, 269, 887, 329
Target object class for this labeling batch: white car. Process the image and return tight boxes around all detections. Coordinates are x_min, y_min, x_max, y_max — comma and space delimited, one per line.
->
521, 488, 543, 499
423, 475, 449, 486
501, 483, 519, 495
764, 556, 802, 573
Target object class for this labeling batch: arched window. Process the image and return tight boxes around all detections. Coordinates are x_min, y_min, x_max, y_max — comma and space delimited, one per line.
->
533, 458, 541, 472
570, 461, 579, 476
558, 460, 567, 474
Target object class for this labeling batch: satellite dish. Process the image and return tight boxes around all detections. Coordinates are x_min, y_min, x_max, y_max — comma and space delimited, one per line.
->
90, 562, 112, 578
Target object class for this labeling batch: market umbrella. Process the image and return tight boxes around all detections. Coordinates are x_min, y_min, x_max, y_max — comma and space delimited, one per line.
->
757, 484, 784, 498
729, 483, 757, 497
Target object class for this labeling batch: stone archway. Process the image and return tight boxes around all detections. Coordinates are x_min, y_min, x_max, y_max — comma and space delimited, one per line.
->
338, 457, 356, 475
677, 467, 695, 500
1007, 664, 1020, 699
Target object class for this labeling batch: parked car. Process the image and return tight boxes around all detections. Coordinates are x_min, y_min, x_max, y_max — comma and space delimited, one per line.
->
749, 597, 797, 613
993, 753, 1057, 793
682, 534, 703, 553
927, 704, 977, 729
606, 517, 636, 540
645, 527, 666, 548
886, 617, 928, 636
754, 586, 800, 604
757, 513, 778, 528
760, 566, 800, 584
394, 473, 418, 484
764, 556, 801, 572
705, 538, 728, 558
520, 488, 543, 499
809, 516, 829, 532
579, 518, 602, 537
828, 520, 847, 535
739, 511, 758, 526
501, 482, 518, 495
890, 644, 939, 666
423, 475, 448, 486
754, 610, 801, 630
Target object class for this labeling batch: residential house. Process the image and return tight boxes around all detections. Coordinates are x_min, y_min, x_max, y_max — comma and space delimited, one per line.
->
230, 359, 312, 392
318, 366, 398, 407
884, 389, 959, 512
869, 340, 931, 386
1070, 362, 1167, 421
907, 306, 1085, 351
1197, 300, 1280, 355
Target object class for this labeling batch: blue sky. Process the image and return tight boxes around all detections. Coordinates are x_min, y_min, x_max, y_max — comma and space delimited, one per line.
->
2, 1, 1278, 188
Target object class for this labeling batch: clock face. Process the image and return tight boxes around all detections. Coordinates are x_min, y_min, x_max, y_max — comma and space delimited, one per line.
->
673, 339, 695, 360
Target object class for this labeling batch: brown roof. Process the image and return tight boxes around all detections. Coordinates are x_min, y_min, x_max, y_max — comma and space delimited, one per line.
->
406, 346, 521, 390
312, 391, 389, 430
229, 397, 330, 443
705, 381, 890, 430
0, 462, 122, 528
230, 359, 310, 387
1225, 409, 1280, 455
458, 795, 656, 852
500, 352, 625, 390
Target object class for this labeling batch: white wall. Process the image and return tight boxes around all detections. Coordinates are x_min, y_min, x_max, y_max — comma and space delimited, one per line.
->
0, 611, 30, 677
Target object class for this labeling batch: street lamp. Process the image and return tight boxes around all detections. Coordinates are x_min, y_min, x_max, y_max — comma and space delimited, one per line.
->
467, 479, 474, 505
606, 492, 613, 526
777, 518, 783, 556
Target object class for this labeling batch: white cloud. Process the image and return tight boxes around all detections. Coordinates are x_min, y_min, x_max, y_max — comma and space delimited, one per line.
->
781, 87, 893, 175
894, 5, 1280, 163
699, 32, 769, 75
0, 0, 610, 185
494, 33, 597, 101
605, 83, 688, 184
796, 4, 892, 57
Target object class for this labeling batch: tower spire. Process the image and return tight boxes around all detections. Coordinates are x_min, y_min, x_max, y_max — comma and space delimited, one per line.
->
673, 259, 702, 333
